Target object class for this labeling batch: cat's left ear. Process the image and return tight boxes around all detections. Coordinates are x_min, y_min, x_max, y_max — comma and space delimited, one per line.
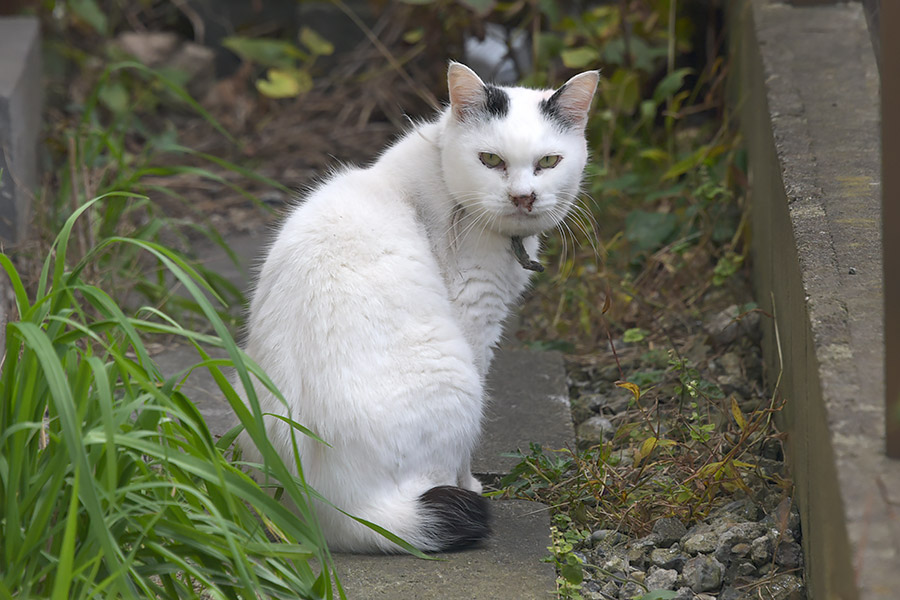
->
542, 71, 600, 130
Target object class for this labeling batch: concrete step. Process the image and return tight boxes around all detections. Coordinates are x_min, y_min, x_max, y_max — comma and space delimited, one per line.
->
152, 231, 574, 598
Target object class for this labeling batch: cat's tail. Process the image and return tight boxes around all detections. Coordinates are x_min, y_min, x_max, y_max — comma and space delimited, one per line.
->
416, 486, 491, 551
329, 484, 491, 553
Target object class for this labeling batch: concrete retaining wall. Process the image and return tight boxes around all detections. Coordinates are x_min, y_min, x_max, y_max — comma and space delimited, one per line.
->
0, 16, 41, 356
0, 16, 41, 246
728, 1, 898, 598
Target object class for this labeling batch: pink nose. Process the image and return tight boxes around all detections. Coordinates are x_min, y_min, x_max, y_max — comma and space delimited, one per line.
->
511, 193, 536, 212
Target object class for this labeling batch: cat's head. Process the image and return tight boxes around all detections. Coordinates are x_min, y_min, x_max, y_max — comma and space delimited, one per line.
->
440, 62, 598, 238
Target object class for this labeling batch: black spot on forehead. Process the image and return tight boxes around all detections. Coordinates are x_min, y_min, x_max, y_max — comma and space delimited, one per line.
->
540, 84, 577, 129
483, 84, 510, 118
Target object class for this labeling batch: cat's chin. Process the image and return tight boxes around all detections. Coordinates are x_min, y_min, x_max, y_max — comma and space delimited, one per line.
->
491, 213, 559, 239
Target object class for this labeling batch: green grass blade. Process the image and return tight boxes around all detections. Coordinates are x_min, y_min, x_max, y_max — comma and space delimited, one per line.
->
50, 466, 80, 600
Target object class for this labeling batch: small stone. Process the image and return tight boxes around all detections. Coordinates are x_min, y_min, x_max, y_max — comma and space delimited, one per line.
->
653, 517, 688, 547
597, 390, 633, 414
601, 580, 619, 598
719, 587, 744, 600
618, 581, 644, 600
716, 498, 761, 522
673, 587, 695, 600
626, 534, 659, 568
715, 522, 766, 564
603, 555, 629, 573
723, 559, 758, 586
759, 437, 784, 460
577, 415, 615, 446
682, 555, 725, 592
750, 534, 774, 565
716, 351, 753, 396
650, 546, 688, 571
704, 304, 761, 346
116, 31, 180, 66
775, 541, 803, 569
645, 567, 678, 591
730, 543, 751, 557
591, 528, 624, 546
570, 395, 598, 423
788, 504, 802, 537
582, 580, 604, 597
755, 573, 805, 600
683, 531, 719, 555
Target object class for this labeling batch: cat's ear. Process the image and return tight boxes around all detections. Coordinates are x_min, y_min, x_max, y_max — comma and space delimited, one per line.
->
541, 70, 600, 130
448, 62, 488, 121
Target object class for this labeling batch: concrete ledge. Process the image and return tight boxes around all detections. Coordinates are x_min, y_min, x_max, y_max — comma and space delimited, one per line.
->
0, 16, 41, 246
728, 1, 897, 598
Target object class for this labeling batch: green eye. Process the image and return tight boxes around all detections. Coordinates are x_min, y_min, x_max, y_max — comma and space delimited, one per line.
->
537, 155, 562, 169
478, 152, 505, 169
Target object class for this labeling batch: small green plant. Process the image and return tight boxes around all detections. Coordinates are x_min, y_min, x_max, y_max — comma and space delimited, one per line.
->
1, 197, 339, 599
544, 514, 590, 600
669, 351, 725, 404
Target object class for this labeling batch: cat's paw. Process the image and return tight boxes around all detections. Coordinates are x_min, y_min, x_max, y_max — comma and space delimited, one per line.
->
460, 473, 483, 495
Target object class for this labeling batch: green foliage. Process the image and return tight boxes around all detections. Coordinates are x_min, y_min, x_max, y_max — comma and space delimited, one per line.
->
65, 0, 108, 34
223, 28, 334, 99
544, 514, 590, 600
668, 352, 725, 403
504, 0, 746, 349
623, 327, 649, 343
38, 56, 284, 324
0, 198, 340, 599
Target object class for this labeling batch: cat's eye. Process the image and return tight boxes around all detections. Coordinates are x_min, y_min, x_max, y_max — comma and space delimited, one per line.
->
479, 152, 505, 169
537, 155, 562, 169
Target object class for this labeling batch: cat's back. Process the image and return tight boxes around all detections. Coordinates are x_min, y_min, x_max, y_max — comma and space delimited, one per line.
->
274, 167, 421, 265
250, 161, 452, 355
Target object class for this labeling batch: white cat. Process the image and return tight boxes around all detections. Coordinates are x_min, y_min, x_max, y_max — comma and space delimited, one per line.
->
237, 62, 598, 553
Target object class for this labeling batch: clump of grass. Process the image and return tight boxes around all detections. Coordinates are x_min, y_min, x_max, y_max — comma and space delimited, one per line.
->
1, 196, 340, 599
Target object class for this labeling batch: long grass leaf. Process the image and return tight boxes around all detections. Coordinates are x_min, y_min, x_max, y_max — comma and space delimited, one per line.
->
50, 465, 80, 600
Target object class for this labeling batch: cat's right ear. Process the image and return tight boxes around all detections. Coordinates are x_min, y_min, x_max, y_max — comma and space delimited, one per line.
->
448, 62, 486, 121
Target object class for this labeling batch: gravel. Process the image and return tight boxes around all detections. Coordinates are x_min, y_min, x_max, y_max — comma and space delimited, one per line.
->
564, 300, 807, 600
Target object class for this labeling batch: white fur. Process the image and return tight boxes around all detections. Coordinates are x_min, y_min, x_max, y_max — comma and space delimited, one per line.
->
236, 64, 597, 553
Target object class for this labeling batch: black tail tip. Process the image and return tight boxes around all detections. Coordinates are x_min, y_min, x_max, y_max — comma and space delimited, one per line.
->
419, 485, 491, 552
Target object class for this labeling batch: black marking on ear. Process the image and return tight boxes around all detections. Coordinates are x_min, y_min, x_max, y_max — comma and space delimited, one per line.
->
540, 84, 576, 129
483, 84, 510, 119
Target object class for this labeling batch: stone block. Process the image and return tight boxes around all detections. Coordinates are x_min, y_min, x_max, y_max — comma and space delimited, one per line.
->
0, 16, 41, 246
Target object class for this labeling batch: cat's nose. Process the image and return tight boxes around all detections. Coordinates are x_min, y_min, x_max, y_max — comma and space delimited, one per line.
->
510, 193, 536, 212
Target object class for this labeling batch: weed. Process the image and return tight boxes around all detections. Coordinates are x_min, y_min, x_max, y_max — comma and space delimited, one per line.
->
545, 514, 591, 600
